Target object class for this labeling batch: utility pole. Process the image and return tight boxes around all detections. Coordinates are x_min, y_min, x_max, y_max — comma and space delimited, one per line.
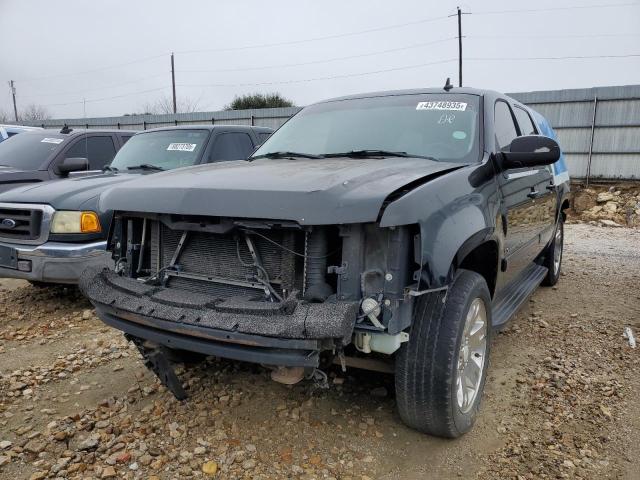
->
449, 7, 469, 87
171, 53, 177, 114
9, 80, 18, 122
457, 7, 463, 87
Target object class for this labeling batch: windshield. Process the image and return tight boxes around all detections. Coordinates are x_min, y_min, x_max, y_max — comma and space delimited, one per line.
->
252, 94, 480, 163
0, 132, 67, 170
110, 129, 210, 171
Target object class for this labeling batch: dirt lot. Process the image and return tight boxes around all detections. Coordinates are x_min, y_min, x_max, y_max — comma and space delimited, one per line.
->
0, 223, 638, 480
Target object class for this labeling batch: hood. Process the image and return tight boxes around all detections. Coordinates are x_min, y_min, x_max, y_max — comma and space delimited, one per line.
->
99, 157, 463, 224
0, 165, 26, 174
0, 172, 143, 211
0, 165, 40, 181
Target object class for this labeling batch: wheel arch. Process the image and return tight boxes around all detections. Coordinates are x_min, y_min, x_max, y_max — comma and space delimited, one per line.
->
456, 239, 500, 297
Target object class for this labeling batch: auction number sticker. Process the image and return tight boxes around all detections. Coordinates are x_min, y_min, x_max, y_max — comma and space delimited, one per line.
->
167, 143, 197, 152
41, 137, 64, 144
416, 101, 467, 111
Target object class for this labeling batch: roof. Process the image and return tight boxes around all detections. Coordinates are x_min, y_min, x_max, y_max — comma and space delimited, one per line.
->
139, 124, 274, 134
318, 87, 504, 104
18, 128, 137, 137
0, 124, 43, 131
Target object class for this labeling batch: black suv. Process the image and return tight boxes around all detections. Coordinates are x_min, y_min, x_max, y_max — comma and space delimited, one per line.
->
80, 87, 569, 438
0, 127, 136, 194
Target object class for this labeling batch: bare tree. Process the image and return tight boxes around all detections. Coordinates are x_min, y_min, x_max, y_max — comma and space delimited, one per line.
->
142, 95, 200, 115
0, 109, 10, 123
20, 104, 51, 122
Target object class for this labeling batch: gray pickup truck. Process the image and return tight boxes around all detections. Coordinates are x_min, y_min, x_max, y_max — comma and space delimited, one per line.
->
81, 87, 569, 437
0, 127, 136, 194
0, 125, 272, 284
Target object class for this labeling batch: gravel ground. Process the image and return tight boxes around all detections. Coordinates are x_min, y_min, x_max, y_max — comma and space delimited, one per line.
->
0, 223, 638, 479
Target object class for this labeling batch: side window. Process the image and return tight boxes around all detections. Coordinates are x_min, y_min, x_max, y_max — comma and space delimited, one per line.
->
65, 136, 117, 169
208, 133, 255, 162
494, 101, 519, 152
513, 107, 537, 136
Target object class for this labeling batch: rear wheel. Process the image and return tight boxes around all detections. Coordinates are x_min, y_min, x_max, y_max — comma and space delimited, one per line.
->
541, 217, 563, 286
395, 270, 492, 438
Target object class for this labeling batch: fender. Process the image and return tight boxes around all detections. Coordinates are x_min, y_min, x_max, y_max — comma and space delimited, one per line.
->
379, 161, 501, 289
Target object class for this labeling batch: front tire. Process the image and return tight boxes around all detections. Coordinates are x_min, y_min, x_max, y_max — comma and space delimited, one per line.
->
395, 270, 492, 438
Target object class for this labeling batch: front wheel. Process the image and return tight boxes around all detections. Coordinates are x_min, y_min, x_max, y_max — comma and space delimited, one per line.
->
395, 270, 492, 438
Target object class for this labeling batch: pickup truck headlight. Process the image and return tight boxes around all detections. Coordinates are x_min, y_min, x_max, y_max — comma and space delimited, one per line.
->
51, 211, 101, 234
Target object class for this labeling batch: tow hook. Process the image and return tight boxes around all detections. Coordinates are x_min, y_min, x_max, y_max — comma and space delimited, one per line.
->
308, 368, 329, 389
126, 335, 187, 400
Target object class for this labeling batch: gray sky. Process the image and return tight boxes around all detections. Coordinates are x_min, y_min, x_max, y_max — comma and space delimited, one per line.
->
1, 0, 639, 119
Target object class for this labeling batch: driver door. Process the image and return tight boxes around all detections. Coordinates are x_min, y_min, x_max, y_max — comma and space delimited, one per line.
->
494, 100, 540, 286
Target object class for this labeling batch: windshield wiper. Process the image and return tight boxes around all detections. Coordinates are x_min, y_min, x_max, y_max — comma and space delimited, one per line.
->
126, 163, 164, 171
323, 150, 438, 161
250, 151, 322, 160
102, 165, 119, 173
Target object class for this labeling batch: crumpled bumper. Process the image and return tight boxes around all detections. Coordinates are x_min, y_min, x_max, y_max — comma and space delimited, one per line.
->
80, 268, 359, 367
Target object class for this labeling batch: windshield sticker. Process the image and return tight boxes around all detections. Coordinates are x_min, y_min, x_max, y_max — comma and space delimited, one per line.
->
438, 113, 456, 125
41, 137, 64, 144
453, 131, 467, 140
167, 143, 197, 152
416, 101, 467, 111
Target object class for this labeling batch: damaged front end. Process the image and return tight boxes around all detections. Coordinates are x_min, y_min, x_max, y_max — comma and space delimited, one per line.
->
81, 212, 421, 394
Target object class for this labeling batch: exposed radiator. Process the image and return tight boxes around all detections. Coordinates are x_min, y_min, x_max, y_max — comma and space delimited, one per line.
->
149, 221, 302, 299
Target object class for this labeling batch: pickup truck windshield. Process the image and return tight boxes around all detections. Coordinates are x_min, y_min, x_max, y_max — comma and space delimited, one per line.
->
0, 132, 67, 170
252, 94, 480, 163
110, 129, 209, 171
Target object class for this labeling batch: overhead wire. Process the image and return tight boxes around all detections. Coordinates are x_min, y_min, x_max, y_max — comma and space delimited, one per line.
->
178, 58, 457, 89
472, 2, 639, 15
10, 2, 640, 114
180, 37, 456, 74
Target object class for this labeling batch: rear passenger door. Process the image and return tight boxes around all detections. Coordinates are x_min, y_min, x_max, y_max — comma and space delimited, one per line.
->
494, 100, 540, 283
56, 134, 118, 173
206, 131, 256, 163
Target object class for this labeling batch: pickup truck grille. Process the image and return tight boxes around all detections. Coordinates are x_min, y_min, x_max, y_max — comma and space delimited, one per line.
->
150, 221, 302, 299
0, 204, 50, 243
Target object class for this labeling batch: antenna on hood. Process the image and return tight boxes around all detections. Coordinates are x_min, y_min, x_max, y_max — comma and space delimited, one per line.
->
60, 124, 73, 134
443, 78, 453, 92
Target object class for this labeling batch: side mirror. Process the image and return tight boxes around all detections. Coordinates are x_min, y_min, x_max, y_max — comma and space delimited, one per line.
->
58, 157, 89, 176
501, 135, 560, 169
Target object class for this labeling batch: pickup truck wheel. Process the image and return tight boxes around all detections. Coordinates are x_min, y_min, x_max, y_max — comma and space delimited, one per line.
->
395, 270, 492, 438
541, 217, 563, 286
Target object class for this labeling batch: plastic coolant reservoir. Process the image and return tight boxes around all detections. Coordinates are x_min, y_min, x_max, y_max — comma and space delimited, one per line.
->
355, 331, 409, 355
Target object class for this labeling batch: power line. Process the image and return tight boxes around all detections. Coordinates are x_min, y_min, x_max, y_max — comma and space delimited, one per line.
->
467, 53, 640, 61
13, 14, 451, 84
17, 74, 168, 99
16, 53, 168, 83
179, 58, 457, 89
180, 37, 456, 74
175, 14, 450, 55
468, 33, 640, 40
473, 1, 639, 15
39, 86, 171, 108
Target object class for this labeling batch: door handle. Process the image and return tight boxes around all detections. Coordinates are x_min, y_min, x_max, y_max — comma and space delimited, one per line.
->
527, 190, 540, 199
546, 184, 556, 191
